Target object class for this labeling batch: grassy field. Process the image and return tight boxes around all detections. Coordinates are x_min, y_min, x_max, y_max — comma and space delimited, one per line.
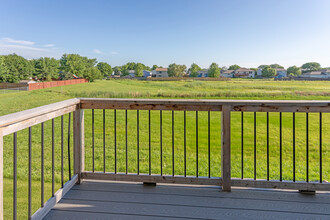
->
1, 79, 330, 219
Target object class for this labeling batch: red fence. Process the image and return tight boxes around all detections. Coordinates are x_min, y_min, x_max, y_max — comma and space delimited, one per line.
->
28, 79, 88, 91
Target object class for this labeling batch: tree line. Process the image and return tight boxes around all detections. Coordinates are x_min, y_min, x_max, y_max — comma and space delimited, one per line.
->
0, 53, 327, 83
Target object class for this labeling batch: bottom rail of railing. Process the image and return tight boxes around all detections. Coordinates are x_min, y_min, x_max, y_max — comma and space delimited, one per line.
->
80, 172, 330, 191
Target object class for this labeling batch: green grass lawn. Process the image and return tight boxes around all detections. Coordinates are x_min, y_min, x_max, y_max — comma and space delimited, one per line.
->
1, 79, 330, 219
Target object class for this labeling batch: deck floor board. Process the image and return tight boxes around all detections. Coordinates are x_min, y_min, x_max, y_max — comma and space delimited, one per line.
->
44, 180, 330, 220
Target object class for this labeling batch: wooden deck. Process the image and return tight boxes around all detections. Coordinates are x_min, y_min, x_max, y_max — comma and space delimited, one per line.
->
44, 180, 330, 220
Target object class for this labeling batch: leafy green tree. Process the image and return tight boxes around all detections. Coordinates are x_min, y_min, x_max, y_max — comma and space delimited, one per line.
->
0, 56, 6, 81
121, 64, 129, 76
83, 67, 102, 82
97, 62, 113, 77
0, 54, 33, 83
152, 65, 159, 70
134, 63, 144, 77
258, 65, 269, 69
168, 63, 187, 77
34, 57, 59, 81
113, 66, 121, 75
287, 66, 301, 76
188, 63, 201, 77
228, 64, 240, 70
301, 62, 321, 72
208, 62, 221, 77
262, 66, 276, 77
60, 54, 98, 81
269, 64, 284, 69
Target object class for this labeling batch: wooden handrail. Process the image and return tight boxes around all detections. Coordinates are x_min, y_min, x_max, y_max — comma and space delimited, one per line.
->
80, 98, 330, 112
0, 98, 80, 136
0, 98, 80, 129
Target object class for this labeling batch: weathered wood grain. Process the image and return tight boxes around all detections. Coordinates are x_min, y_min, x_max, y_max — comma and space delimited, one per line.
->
1, 105, 77, 136
80, 98, 330, 112
221, 105, 231, 191
74, 109, 84, 184
231, 178, 330, 191
81, 172, 222, 185
0, 98, 80, 128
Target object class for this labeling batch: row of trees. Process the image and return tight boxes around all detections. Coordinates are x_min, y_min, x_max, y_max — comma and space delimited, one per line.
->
0, 53, 327, 83
259, 62, 325, 77
0, 54, 114, 83
167, 63, 222, 77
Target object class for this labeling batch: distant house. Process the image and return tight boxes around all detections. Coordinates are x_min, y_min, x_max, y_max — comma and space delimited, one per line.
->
221, 70, 234, 78
143, 70, 152, 78
152, 68, 168, 77
257, 69, 262, 76
275, 68, 287, 78
233, 68, 255, 78
128, 70, 135, 78
300, 69, 330, 78
197, 69, 208, 77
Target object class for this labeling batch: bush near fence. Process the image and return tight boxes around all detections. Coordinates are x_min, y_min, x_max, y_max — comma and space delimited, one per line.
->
28, 79, 88, 91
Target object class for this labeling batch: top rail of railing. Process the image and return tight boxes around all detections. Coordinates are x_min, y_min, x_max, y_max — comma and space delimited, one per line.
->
0, 98, 80, 136
80, 98, 330, 112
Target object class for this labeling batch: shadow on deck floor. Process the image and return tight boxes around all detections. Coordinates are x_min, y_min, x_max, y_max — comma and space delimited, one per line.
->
44, 180, 330, 220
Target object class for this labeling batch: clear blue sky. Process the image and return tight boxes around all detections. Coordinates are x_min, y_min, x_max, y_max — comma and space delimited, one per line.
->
1, 0, 330, 68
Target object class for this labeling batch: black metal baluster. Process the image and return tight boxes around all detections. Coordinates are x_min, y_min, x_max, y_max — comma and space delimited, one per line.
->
254, 112, 257, 180
28, 127, 32, 219
137, 110, 139, 175
184, 111, 186, 177
126, 110, 128, 174
172, 110, 175, 176
241, 112, 244, 179
52, 119, 55, 196
92, 109, 95, 172
280, 112, 282, 181
114, 109, 117, 174
306, 112, 309, 182
13, 132, 17, 220
293, 112, 295, 182
149, 110, 151, 175
103, 109, 106, 173
196, 111, 198, 177
267, 112, 269, 181
41, 123, 44, 207
160, 110, 162, 176
61, 116, 64, 188
68, 113, 71, 180
320, 112, 322, 183
208, 111, 211, 178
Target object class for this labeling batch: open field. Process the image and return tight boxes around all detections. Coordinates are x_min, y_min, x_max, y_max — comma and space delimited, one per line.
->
1, 79, 330, 219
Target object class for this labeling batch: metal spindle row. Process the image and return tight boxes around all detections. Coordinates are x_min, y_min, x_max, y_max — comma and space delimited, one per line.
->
240, 112, 323, 183
12, 114, 72, 219
91, 109, 215, 178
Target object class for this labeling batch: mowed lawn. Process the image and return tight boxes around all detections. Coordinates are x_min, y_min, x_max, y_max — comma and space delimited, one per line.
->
1, 79, 330, 219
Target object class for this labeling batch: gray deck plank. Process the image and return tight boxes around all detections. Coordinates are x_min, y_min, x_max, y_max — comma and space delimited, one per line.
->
62, 189, 330, 215
73, 180, 330, 204
44, 210, 197, 220
43, 180, 330, 220
47, 199, 329, 220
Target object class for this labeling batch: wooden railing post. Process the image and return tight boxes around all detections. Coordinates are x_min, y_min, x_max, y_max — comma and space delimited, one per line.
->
221, 105, 231, 192
74, 108, 84, 184
0, 130, 3, 220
